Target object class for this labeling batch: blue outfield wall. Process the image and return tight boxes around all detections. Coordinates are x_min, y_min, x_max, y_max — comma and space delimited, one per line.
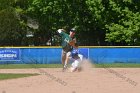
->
89, 47, 140, 63
0, 47, 140, 64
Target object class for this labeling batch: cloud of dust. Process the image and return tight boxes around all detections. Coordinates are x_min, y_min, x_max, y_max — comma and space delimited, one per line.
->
80, 59, 93, 72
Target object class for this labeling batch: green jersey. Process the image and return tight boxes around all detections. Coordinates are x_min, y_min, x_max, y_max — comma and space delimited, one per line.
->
59, 32, 73, 52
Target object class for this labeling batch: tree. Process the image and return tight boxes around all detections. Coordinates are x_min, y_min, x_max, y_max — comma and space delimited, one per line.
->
86, 0, 140, 45
105, 0, 140, 45
86, 0, 107, 45
1, 0, 140, 46
0, 0, 23, 46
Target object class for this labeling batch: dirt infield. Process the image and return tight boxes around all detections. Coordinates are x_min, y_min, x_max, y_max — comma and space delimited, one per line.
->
0, 67, 140, 93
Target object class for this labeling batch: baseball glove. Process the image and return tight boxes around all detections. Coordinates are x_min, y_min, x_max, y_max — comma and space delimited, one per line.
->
69, 40, 77, 48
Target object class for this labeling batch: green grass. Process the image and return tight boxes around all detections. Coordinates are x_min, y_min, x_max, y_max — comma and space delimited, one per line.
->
0, 63, 140, 69
94, 63, 140, 68
0, 64, 62, 69
0, 73, 39, 80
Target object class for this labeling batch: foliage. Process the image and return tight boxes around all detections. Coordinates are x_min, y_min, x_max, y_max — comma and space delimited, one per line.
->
0, 0, 140, 46
105, 0, 140, 45
0, 0, 24, 46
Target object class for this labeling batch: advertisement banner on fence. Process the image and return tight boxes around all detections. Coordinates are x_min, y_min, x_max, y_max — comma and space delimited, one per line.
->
0, 48, 21, 61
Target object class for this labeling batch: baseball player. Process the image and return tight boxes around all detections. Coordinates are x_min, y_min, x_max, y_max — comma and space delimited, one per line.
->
57, 29, 75, 71
69, 43, 83, 72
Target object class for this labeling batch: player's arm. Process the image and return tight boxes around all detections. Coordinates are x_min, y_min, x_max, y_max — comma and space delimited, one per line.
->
57, 29, 63, 33
57, 29, 64, 36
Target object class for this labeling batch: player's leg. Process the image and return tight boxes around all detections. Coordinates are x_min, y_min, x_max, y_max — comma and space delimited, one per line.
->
61, 50, 66, 70
65, 52, 71, 66
63, 52, 71, 71
70, 61, 77, 72
70, 60, 80, 72
78, 54, 83, 61
61, 50, 71, 71
76, 54, 83, 72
